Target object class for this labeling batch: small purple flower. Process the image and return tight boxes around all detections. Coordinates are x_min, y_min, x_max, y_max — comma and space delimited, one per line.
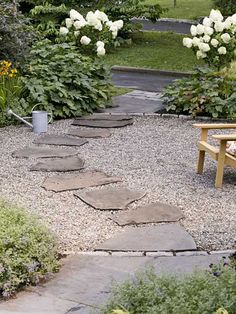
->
213, 271, 221, 277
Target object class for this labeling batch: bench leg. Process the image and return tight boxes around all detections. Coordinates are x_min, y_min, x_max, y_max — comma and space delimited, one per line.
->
215, 140, 227, 188
197, 150, 205, 174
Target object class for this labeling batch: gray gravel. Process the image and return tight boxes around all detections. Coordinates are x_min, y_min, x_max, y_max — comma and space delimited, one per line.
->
0, 117, 235, 252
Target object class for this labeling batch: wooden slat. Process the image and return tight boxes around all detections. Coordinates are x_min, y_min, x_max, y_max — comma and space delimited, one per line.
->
225, 154, 236, 168
198, 141, 218, 160
193, 123, 236, 129
212, 134, 236, 141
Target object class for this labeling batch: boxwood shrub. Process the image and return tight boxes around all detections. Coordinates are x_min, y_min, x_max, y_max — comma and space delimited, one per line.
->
0, 200, 60, 298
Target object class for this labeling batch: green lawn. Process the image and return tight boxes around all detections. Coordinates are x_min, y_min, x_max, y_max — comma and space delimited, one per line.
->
106, 31, 201, 72
144, 0, 213, 20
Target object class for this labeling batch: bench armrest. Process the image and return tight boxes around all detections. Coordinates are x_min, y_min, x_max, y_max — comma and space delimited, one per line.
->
193, 123, 236, 130
212, 134, 236, 141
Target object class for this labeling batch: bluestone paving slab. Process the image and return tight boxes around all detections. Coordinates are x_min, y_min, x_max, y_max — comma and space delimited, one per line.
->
12, 147, 78, 159
30, 156, 84, 172
74, 188, 146, 210
77, 115, 132, 121
97, 225, 196, 251
71, 119, 133, 128
34, 135, 88, 147
0, 254, 228, 314
42, 171, 122, 192
113, 202, 184, 226
67, 128, 111, 138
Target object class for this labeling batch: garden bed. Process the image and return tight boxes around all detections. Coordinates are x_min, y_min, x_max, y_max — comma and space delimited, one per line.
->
0, 116, 235, 252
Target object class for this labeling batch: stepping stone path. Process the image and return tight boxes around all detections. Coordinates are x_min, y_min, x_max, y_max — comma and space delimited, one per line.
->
14, 112, 197, 254
74, 188, 146, 210
113, 202, 184, 226
72, 119, 133, 128
34, 135, 88, 147
42, 171, 122, 192
67, 128, 111, 138
30, 156, 84, 172
97, 225, 197, 252
12, 147, 78, 159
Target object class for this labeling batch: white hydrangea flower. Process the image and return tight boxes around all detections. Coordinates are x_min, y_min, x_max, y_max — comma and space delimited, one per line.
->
86, 11, 98, 26
183, 37, 193, 48
209, 9, 223, 22
231, 13, 236, 24
196, 50, 207, 59
198, 42, 210, 52
196, 24, 205, 35
80, 35, 91, 45
74, 31, 80, 37
221, 33, 231, 44
112, 31, 118, 39
192, 37, 201, 47
211, 38, 219, 47
96, 41, 105, 48
70, 9, 83, 21
74, 19, 87, 30
214, 21, 225, 32
204, 26, 214, 36
94, 21, 103, 31
190, 25, 197, 36
97, 46, 106, 56
218, 46, 227, 54
203, 17, 212, 27
94, 10, 109, 23
203, 35, 211, 43
113, 20, 124, 30
65, 18, 73, 29
224, 17, 232, 29
59, 27, 69, 35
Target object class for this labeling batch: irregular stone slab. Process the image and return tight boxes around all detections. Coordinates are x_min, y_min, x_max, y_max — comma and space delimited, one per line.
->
97, 225, 197, 252
71, 120, 133, 128
42, 171, 122, 192
113, 202, 184, 226
74, 188, 146, 210
78, 115, 132, 121
30, 156, 84, 172
33, 135, 88, 147
12, 147, 78, 159
67, 128, 111, 139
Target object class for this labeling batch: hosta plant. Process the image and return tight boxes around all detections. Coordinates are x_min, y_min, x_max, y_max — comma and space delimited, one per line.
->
59, 9, 123, 56
183, 9, 236, 69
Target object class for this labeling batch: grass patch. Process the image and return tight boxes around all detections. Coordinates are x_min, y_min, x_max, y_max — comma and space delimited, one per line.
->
0, 200, 60, 298
110, 86, 132, 96
106, 31, 201, 72
144, 0, 213, 20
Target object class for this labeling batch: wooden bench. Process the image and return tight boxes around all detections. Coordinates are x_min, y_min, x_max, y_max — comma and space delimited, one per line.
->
193, 123, 236, 188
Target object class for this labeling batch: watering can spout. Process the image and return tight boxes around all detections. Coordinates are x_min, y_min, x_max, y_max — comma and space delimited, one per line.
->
7, 109, 33, 128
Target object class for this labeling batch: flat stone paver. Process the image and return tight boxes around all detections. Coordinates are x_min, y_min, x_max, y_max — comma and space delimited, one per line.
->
97, 225, 196, 251
113, 202, 184, 226
67, 128, 111, 139
77, 114, 132, 121
0, 254, 228, 314
30, 156, 84, 172
12, 147, 78, 159
34, 135, 88, 147
74, 188, 146, 210
42, 171, 122, 192
71, 119, 133, 128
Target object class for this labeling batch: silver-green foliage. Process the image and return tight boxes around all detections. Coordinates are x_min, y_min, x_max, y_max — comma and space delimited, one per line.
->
0, 200, 59, 298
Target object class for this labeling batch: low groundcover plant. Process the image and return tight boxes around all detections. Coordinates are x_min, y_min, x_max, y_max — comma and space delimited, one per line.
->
0, 199, 60, 298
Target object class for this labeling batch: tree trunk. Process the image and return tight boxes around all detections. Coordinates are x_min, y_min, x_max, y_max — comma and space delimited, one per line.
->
174, 0, 177, 7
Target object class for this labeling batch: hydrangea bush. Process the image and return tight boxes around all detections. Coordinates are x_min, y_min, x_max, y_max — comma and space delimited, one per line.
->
183, 9, 236, 69
59, 9, 123, 56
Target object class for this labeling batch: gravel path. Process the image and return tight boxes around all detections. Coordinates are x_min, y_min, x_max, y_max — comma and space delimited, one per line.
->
0, 117, 235, 252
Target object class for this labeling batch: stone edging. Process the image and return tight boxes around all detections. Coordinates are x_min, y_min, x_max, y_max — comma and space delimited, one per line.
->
112, 66, 192, 77
63, 249, 236, 257
131, 17, 197, 25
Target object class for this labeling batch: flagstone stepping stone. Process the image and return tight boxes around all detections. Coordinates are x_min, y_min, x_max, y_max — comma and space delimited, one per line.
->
33, 135, 88, 147
97, 225, 197, 252
42, 171, 122, 192
71, 120, 133, 128
74, 188, 146, 210
30, 156, 84, 172
67, 128, 111, 139
113, 202, 184, 226
77, 114, 132, 121
12, 147, 78, 159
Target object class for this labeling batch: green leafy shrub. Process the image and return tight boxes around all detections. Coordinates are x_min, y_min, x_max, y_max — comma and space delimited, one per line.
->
102, 254, 236, 314
162, 68, 236, 119
20, 40, 112, 118
213, 0, 236, 16
0, 199, 59, 298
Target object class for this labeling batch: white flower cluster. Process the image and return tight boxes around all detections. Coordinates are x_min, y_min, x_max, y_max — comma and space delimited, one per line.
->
183, 9, 236, 61
59, 9, 124, 56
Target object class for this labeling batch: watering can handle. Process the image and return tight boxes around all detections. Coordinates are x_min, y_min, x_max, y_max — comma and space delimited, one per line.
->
31, 104, 53, 124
